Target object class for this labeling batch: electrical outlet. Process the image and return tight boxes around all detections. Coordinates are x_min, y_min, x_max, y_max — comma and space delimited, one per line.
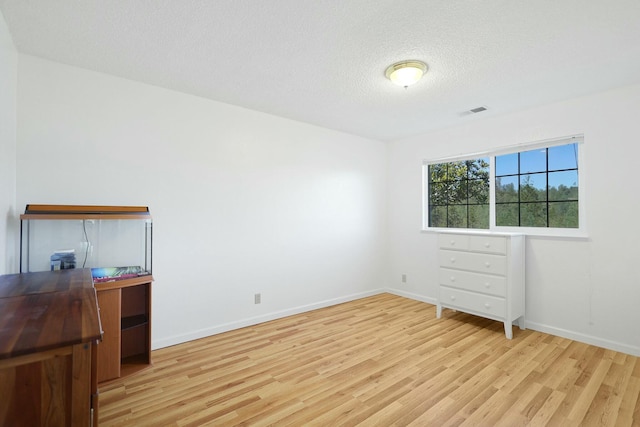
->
402, 274, 407, 283
254, 293, 261, 304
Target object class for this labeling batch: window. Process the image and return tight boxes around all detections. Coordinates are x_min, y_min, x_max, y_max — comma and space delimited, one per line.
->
495, 144, 579, 228
428, 159, 490, 229
423, 136, 584, 235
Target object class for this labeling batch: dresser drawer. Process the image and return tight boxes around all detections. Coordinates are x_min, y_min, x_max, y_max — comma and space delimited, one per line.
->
438, 233, 469, 251
439, 250, 507, 276
436, 232, 525, 339
468, 235, 507, 255
439, 267, 507, 297
439, 286, 506, 318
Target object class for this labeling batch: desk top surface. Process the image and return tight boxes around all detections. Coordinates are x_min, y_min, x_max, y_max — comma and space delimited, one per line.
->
0, 269, 102, 359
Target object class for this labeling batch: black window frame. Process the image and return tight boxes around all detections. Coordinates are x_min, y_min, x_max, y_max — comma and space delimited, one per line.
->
427, 158, 490, 229
423, 136, 585, 236
495, 143, 579, 228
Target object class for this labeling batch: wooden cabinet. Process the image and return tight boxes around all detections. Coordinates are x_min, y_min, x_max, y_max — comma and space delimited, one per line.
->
0, 269, 101, 426
19, 204, 154, 383
436, 232, 525, 339
96, 287, 122, 381
95, 277, 152, 383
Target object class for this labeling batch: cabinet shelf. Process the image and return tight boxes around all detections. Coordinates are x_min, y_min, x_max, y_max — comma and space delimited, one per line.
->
121, 314, 148, 331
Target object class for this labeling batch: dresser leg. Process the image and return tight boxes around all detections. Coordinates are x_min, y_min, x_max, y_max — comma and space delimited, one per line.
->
517, 317, 525, 330
436, 304, 442, 318
504, 322, 513, 339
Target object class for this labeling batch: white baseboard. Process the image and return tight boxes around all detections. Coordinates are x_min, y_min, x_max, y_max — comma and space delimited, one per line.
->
524, 320, 640, 357
153, 287, 640, 358
386, 288, 640, 357
389, 290, 640, 357
385, 287, 438, 306
153, 288, 386, 350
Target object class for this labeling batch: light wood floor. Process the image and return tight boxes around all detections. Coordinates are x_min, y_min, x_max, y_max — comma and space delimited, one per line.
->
99, 293, 640, 426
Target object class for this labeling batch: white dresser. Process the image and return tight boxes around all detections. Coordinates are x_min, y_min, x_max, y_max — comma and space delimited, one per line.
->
436, 232, 525, 339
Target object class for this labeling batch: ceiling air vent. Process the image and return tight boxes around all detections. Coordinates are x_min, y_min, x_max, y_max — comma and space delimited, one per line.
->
469, 106, 488, 113
459, 105, 489, 117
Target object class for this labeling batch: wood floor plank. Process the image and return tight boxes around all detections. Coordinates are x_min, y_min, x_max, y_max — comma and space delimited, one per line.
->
617, 375, 640, 426
567, 357, 613, 423
98, 293, 640, 426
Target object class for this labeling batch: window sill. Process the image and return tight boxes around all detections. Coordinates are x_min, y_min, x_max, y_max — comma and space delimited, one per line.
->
421, 227, 589, 240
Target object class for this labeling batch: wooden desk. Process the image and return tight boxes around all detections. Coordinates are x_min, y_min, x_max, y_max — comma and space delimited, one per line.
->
0, 269, 101, 426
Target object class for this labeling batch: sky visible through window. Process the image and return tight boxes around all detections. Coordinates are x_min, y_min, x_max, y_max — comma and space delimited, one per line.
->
496, 143, 579, 188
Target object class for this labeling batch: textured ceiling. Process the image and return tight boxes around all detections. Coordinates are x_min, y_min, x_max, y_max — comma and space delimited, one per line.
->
2, 0, 640, 141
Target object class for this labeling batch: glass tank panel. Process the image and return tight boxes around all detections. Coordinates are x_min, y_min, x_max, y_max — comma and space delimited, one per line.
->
20, 205, 152, 275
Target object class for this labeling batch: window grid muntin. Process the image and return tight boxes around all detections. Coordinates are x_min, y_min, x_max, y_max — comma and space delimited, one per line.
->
428, 159, 490, 229
494, 143, 579, 228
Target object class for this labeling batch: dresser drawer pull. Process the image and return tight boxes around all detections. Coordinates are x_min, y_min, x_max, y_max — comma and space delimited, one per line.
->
484, 303, 491, 309
450, 295, 456, 301
450, 240, 456, 246
484, 282, 490, 288
485, 262, 491, 268
484, 242, 490, 248
450, 257, 456, 264
450, 276, 456, 282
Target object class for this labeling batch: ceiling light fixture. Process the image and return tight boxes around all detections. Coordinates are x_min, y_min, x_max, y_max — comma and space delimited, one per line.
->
385, 60, 428, 88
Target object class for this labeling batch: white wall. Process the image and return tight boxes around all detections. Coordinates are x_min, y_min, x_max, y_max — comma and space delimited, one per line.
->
16, 55, 388, 348
387, 84, 640, 356
0, 10, 17, 275
11, 46, 640, 357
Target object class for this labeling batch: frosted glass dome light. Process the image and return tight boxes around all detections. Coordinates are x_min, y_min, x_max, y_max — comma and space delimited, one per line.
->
385, 60, 428, 88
